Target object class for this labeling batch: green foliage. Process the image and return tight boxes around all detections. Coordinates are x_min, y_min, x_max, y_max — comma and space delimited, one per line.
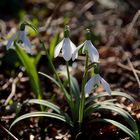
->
85, 101, 139, 137
49, 34, 59, 61
41, 42, 72, 106
10, 92, 139, 139
92, 119, 138, 140
8, 25, 139, 140
11, 90, 140, 140
14, 43, 42, 100
10, 112, 73, 130
86, 91, 136, 105
39, 71, 61, 87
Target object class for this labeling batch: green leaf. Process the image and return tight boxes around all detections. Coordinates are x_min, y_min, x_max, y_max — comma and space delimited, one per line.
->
99, 99, 117, 103
70, 76, 80, 121
85, 103, 139, 138
10, 112, 74, 129
39, 71, 61, 88
92, 119, 138, 140
27, 99, 63, 113
26, 99, 71, 122
86, 91, 136, 105
49, 34, 59, 61
70, 76, 80, 101
15, 43, 42, 100
85, 99, 117, 114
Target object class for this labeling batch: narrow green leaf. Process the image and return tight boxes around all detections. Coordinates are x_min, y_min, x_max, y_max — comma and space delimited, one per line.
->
100, 99, 117, 103
49, 34, 59, 61
87, 104, 138, 134
26, 99, 72, 122
86, 91, 136, 105
70, 76, 80, 101
27, 99, 62, 113
85, 99, 117, 115
39, 72, 60, 88
10, 112, 74, 129
70, 76, 80, 121
85, 102, 139, 139
15, 43, 42, 100
92, 119, 138, 140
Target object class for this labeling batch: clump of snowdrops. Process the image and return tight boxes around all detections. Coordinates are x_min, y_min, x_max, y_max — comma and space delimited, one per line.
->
6, 22, 139, 140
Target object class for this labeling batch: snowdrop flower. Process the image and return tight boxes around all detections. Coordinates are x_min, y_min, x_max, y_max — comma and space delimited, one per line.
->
72, 40, 99, 62
85, 74, 111, 96
72, 29, 99, 62
54, 26, 77, 61
6, 26, 32, 53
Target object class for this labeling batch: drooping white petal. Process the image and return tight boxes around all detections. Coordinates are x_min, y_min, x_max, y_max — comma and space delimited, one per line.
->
6, 33, 17, 50
22, 32, 32, 53
85, 74, 100, 94
100, 76, 111, 95
69, 39, 76, 54
72, 42, 85, 61
54, 39, 64, 58
62, 38, 73, 61
85, 40, 99, 62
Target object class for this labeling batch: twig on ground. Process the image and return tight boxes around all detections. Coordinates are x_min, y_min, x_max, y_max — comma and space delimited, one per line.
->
76, 1, 95, 17
39, 0, 64, 32
4, 72, 23, 106
127, 10, 140, 35
0, 124, 18, 140
126, 55, 140, 88
1, 114, 16, 120
117, 62, 140, 75
4, 78, 18, 106
119, 48, 140, 88
2, 79, 11, 90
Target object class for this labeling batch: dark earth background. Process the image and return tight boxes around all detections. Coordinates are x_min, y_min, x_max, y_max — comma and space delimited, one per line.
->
0, 0, 140, 139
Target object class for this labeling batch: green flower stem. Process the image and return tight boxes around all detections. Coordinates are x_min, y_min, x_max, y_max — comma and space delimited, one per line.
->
64, 25, 70, 38
66, 61, 73, 100
20, 22, 38, 33
20, 23, 26, 31
41, 42, 72, 106
79, 53, 89, 130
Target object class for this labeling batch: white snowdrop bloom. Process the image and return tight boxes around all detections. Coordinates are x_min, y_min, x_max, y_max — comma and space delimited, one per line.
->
6, 30, 32, 53
72, 40, 99, 62
54, 37, 77, 61
85, 74, 111, 96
